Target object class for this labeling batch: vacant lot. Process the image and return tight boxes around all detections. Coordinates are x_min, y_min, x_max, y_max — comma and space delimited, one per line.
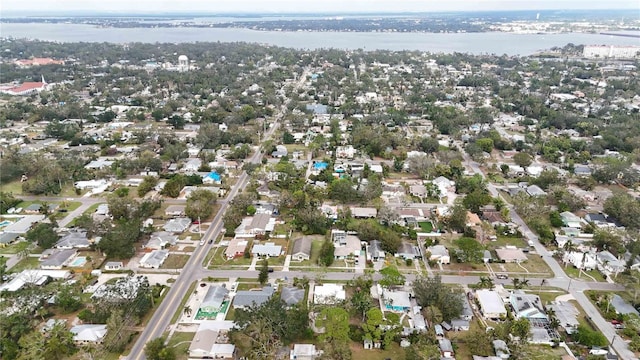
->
161, 254, 190, 269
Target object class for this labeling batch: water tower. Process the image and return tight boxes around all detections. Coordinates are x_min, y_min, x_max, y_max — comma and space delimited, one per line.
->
178, 55, 189, 72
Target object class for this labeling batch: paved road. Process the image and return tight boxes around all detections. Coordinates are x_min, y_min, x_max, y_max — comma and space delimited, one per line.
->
127, 68, 308, 360
462, 153, 636, 359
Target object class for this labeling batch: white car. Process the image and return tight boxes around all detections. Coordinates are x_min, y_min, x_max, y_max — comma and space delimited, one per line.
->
589, 348, 609, 356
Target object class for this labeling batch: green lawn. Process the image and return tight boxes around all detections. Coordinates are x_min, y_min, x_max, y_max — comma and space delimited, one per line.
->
161, 254, 190, 269
418, 221, 433, 232
0, 180, 25, 195
10, 256, 40, 272
0, 241, 30, 254
351, 342, 405, 360
167, 332, 195, 360
564, 266, 606, 282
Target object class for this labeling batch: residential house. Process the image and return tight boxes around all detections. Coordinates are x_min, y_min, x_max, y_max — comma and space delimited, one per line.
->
585, 213, 617, 229
272, 145, 288, 158
291, 236, 312, 261
368, 240, 384, 261
434, 324, 445, 339
610, 295, 640, 317
331, 230, 361, 259
451, 318, 470, 331
526, 185, 547, 197
40, 249, 77, 270
233, 286, 275, 309
251, 242, 282, 258
139, 249, 169, 269
596, 251, 625, 276
200, 286, 229, 313
225, 238, 249, 259
495, 248, 527, 263
396, 242, 420, 260
351, 207, 377, 219
313, 283, 346, 304
335, 145, 355, 159
146, 232, 178, 250
290, 344, 320, 360
188, 322, 236, 359
476, 290, 507, 319
427, 245, 450, 264
202, 171, 222, 184
409, 184, 427, 198
560, 211, 582, 228
165, 205, 185, 217
163, 217, 191, 233
70, 324, 108, 344
104, 261, 123, 271
55, 231, 90, 249
281, 286, 305, 306
382, 288, 411, 312
432, 176, 455, 196
510, 291, 547, 320
547, 301, 580, 334
460, 295, 474, 320
0, 232, 20, 247
244, 213, 276, 235
563, 251, 597, 271
182, 158, 202, 173
85, 159, 114, 170
493, 339, 510, 359
438, 338, 454, 358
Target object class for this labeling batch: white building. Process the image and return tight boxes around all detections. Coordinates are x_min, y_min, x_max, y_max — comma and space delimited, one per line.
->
583, 45, 640, 59
313, 283, 346, 304
476, 290, 507, 319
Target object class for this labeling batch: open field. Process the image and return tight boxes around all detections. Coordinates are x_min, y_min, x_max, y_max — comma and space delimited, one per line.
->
161, 254, 190, 269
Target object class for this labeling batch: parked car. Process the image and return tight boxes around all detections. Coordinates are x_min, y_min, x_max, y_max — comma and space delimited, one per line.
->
496, 274, 508, 279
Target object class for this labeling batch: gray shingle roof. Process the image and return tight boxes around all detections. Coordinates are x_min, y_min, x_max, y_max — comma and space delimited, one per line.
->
280, 287, 305, 306
233, 286, 274, 308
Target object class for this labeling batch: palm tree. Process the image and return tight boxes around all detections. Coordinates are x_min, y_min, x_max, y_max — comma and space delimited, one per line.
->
562, 240, 576, 268
478, 276, 494, 290
512, 278, 530, 290
549, 317, 561, 331
184, 306, 192, 317
606, 293, 615, 314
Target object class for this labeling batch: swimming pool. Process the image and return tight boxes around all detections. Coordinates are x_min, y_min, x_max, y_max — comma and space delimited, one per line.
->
69, 256, 87, 267
313, 162, 328, 170
0, 220, 12, 228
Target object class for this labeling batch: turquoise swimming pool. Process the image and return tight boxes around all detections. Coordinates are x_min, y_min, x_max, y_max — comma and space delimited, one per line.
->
69, 256, 87, 267
0, 220, 12, 228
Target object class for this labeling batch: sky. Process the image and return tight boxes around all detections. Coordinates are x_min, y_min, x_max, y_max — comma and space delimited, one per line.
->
2, 0, 638, 14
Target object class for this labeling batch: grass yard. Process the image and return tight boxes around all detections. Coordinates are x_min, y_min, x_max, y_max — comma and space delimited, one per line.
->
170, 281, 197, 324
0, 240, 30, 254
208, 250, 253, 268
418, 221, 433, 232
564, 266, 606, 282
10, 256, 40, 272
0, 180, 24, 195
487, 235, 527, 249
521, 256, 553, 275
161, 254, 190, 269
351, 341, 405, 360
167, 332, 195, 360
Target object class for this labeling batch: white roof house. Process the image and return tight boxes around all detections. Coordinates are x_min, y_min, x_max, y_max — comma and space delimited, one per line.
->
290, 344, 320, 360
382, 288, 411, 312
476, 290, 507, 319
0, 269, 71, 292
427, 245, 450, 264
251, 242, 282, 258
146, 232, 178, 250
189, 322, 236, 359
560, 211, 582, 228
495, 248, 527, 263
55, 231, 90, 249
139, 249, 169, 269
563, 251, 597, 271
163, 217, 191, 233
596, 250, 626, 276
313, 283, 346, 304
547, 301, 580, 334
70, 324, 107, 344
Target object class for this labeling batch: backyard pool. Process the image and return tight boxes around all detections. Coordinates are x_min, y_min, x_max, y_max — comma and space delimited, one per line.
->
69, 256, 87, 267
313, 162, 328, 170
0, 220, 12, 228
